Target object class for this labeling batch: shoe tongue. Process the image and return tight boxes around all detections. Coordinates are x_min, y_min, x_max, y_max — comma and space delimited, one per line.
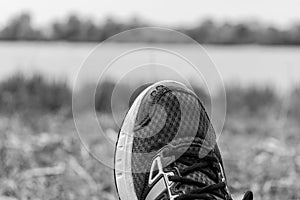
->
175, 161, 217, 193
173, 161, 226, 200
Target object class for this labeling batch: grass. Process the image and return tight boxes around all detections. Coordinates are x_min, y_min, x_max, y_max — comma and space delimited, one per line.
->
1, 113, 299, 200
0, 114, 116, 200
220, 115, 300, 200
0, 73, 299, 200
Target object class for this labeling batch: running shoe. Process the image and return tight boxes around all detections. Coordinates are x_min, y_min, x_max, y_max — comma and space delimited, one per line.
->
114, 80, 253, 200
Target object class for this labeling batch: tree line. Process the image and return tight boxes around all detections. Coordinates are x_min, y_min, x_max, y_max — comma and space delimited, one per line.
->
1, 12, 300, 45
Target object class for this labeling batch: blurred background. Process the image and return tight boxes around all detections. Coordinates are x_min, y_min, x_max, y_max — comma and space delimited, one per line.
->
0, 1, 300, 200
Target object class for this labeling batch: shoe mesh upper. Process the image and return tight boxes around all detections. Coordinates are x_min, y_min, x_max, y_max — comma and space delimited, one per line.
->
127, 82, 224, 199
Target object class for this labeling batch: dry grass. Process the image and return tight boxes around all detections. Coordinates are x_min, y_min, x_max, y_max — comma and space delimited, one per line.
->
0, 112, 299, 200
0, 114, 116, 200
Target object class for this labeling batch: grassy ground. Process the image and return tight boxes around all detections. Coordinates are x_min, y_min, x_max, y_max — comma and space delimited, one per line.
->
0, 111, 299, 200
220, 115, 300, 200
0, 114, 116, 200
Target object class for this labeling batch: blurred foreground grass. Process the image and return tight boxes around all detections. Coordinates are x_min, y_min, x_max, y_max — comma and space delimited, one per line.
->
0, 73, 300, 200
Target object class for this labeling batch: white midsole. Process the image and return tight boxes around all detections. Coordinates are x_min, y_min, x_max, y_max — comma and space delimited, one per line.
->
114, 83, 154, 200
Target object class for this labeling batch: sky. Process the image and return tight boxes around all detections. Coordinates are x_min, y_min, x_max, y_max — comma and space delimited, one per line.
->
0, 0, 300, 27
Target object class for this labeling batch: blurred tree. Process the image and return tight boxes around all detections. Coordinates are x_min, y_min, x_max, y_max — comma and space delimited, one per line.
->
52, 14, 84, 41
100, 17, 126, 41
1, 12, 300, 44
184, 19, 217, 43
233, 24, 254, 43
0, 13, 42, 40
83, 19, 101, 41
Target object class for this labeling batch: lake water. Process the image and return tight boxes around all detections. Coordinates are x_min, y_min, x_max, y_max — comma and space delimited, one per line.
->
1, 41, 300, 93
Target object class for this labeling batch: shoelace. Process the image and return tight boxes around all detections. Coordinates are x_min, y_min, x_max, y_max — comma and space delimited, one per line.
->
163, 148, 232, 200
